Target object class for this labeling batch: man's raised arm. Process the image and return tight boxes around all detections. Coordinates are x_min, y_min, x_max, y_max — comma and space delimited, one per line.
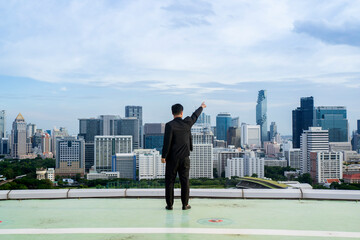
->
184, 102, 207, 127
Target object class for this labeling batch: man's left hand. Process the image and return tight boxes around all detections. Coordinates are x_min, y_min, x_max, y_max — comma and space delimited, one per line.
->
161, 158, 166, 163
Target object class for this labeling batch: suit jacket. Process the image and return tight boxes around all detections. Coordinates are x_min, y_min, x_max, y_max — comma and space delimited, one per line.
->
162, 107, 203, 161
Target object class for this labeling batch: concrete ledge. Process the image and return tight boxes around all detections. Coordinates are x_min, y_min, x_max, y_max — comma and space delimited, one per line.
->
8, 189, 68, 199
302, 189, 360, 200
1, 189, 360, 201
243, 189, 302, 199
68, 189, 126, 198
0, 190, 10, 200
190, 189, 243, 198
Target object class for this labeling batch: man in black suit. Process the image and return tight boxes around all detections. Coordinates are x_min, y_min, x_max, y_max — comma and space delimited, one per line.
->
161, 102, 206, 210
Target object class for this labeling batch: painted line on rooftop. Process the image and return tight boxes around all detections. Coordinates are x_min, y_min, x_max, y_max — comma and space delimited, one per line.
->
0, 228, 359, 238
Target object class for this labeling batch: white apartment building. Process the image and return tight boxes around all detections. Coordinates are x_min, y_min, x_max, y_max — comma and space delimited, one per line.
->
241, 124, 261, 149
310, 151, 343, 184
189, 127, 213, 179
138, 149, 165, 180
94, 135, 132, 172
300, 127, 329, 173
225, 151, 264, 179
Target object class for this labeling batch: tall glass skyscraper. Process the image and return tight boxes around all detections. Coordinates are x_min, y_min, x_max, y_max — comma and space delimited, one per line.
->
256, 90, 268, 144
292, 96, 314, 148
357, 119, 360, 134
0, 110, 5, 138
313, 106, 348, 142
216, 113, 232, 141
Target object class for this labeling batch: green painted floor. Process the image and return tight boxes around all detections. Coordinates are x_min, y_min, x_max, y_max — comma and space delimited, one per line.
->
0, 198, 359, 239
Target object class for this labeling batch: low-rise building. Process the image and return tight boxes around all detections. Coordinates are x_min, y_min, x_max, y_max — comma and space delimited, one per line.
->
264, 159, 287, 167
87, 171, 120, 180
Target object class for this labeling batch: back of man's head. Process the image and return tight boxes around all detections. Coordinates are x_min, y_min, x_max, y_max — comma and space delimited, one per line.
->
172, 104, 183, 116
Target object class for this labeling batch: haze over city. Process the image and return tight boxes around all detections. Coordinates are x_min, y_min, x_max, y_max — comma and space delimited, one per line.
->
1, 0, 360, 135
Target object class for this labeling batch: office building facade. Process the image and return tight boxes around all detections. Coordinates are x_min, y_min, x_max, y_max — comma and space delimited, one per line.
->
94, 136, 132, 172
125, 106, 143, 148
313, 106, 348, 142
55, 137, 85, 177
300, 127, 329, 173
11, 113, 30, 158
0, 110, 5, 138
138, 149, 165, 180
241, 124, 261, 149
310, 151, 343, 184
256, 90, 268, 144
112, 153, 136, 180
292, 96, 314, 148
144, 123, 165, 153
216, 113, 232, 141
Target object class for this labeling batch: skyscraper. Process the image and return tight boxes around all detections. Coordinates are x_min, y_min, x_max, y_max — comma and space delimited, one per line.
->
300, 127, 329, 173
241, 124, 261, 149
94, 135, 132, 172
11, 113, 29, 158
125, 106, 143, 148
55, 137, 85, 177
117, 117, 140, 149
292, 96, 314, 148
197, 112, 211, 127
78, 118, 101, 142
0, 110, 5, 138
269, 122, 277, 141
144, 123, 165, 153
256, 90, 268, 144
112, 153, 136, 180
190, 126, 214, 179
216, 113, 232, 141
357, 120, 360, 134
314, 106, 348, 142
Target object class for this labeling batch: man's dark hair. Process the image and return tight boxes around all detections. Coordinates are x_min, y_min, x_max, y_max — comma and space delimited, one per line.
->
172, 103, 183, 115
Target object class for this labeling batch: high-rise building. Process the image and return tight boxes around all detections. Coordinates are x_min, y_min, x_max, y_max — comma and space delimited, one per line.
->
256, 90, 268, 144
79, 118, 101, 143
225, 151, 264, 179
26, 123, 37, 139
55, 137, 85, 177
52, 127, 69, 157
94, 136, 132, 172
197, 113, 211, 127
313, 106, 348, 142
144, 123, 165, 153
0, 138, 9, 155
11, 113, 30, 158
99, 115, 120, 135
285, 148, 301, 169
138, 149, 165, 180
125, 106, 143, 148
357, 120, 360, 134
84, 142, 95, 172
111, 153, 136, 180
190, 126, 213, 179
227, 127, 241, 148
310, 151, 343, 184
292, 96, 314, 148
0, 110, 5, 138
241, 124, 261, 149
215, 148, 242, 177
216, 113, 231, 141
231, 117, 240, 128
269, 122, 277, 142
117, 117, 140, 150
41, 132, 51, 154
300, 127, 329, 173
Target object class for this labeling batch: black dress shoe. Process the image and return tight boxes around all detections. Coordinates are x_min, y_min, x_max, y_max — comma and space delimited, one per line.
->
182, 205, 191, 210
165, 205, 173, 210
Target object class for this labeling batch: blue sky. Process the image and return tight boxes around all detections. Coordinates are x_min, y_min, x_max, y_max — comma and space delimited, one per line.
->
1, 0, 360, 135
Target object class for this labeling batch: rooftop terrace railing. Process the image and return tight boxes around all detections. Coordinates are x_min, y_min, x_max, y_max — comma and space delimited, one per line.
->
1, 188, 360, 201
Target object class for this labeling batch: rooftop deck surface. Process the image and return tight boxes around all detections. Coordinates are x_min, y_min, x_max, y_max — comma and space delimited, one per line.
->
0, 198, 359, 239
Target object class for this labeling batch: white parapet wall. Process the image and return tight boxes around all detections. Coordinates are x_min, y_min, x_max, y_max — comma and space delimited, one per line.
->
0, 189, 360, 200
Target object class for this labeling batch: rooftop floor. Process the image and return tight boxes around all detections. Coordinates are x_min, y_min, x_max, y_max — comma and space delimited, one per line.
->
0, 197, 359, 239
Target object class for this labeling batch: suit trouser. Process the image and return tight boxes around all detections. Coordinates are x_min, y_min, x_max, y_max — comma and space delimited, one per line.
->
165, 156, 190, 207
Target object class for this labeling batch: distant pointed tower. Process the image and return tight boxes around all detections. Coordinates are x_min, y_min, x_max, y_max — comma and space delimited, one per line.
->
11, 113, 28, 158
256, 90, 268, 145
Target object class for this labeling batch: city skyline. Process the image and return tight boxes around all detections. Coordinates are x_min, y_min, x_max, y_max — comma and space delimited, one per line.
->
1, 1, 360, 135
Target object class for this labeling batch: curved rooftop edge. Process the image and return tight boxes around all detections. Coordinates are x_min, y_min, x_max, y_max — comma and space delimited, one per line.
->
0, 189, 360, 201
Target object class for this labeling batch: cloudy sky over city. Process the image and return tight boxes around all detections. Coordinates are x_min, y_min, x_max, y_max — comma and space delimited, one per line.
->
1, 0, 360, 135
